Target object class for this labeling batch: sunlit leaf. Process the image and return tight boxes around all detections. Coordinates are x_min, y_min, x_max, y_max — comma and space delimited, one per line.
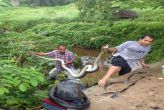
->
21, 75, 31, 79
19, 83, 27, 92
13, 78, 21, 86
3, 88, 9, 94
37, 76, 44, 82
30, 80, 38, 87
3, 75, 13, 80
0, 87, 5, 95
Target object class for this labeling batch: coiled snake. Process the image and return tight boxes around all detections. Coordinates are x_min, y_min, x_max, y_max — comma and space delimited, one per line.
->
34, 51, 104, 78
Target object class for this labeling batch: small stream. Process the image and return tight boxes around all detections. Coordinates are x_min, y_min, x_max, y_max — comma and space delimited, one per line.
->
73, 47, 118, 87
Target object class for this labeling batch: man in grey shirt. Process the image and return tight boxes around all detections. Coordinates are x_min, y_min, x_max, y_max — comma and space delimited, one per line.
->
98, 35, 154, 87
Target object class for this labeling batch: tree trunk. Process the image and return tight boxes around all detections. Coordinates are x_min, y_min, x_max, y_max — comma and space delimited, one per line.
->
39, 0, 51, 6
10, 0, 20, 7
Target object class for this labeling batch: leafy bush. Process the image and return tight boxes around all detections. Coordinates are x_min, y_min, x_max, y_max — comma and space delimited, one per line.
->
54, 17, 74, 24
0, 5, 79, 32
1, 20, 163, 66
76, 0, 164, 21
30, 21, 164, 63
0, 0, 9, 7
51, 0, 75, 6
0, 60, 46, 109
20, 0, 75, 6
0, 4, 163, 109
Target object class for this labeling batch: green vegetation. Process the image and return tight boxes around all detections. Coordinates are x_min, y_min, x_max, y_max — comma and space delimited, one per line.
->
0, 4, 78, 32
76, 0, 163, 21
20, 0, 75, 6
0, 0, 164, 109
0, 60, 46, 109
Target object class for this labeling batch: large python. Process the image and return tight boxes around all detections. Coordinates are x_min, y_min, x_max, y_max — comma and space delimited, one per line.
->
35, 51, 104, 78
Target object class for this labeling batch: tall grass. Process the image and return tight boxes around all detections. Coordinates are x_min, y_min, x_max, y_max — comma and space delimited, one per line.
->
0, 4, 79, 31
0, 4, 78, 20
133, 8, 164, 22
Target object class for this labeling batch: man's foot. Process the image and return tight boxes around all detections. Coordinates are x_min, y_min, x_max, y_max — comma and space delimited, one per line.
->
98, 79, 107, 87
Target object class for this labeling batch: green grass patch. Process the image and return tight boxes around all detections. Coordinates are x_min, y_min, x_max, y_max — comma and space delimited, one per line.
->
133, 8, 164, 22
0, 4, 79, 31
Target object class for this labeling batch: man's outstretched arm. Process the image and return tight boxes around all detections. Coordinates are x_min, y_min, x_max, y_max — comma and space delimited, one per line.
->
30, 52, 48, 56
101, 46, 117, 53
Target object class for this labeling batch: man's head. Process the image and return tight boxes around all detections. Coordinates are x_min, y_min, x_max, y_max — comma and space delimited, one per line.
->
58, 44, 66, 54
139, 34, 154, 46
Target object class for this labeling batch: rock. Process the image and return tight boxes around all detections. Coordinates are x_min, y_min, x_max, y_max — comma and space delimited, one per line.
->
113, 9, 138, 19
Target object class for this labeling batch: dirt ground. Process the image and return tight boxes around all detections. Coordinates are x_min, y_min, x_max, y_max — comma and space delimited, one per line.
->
84, 61, 164, 110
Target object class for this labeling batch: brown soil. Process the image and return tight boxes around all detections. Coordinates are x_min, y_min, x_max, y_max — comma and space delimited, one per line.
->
84, 61, 164, 110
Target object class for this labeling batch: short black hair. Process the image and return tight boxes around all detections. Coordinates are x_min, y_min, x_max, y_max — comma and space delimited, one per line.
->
57, 44, 66, 48
140, 34, 154, 40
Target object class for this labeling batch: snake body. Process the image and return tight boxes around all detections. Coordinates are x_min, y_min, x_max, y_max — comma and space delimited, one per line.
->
35, 51, 104, 78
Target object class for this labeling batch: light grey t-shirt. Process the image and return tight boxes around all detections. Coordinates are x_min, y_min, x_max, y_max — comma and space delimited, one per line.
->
114, 41, 151, 69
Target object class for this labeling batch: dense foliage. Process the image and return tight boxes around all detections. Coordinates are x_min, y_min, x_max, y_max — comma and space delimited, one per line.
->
0, 2, 163, 109
0, 60, 46, 109
26, 21, 164, 62
1, 0, 75, 7
76, 0, 164, 21
21, 0, 75, 6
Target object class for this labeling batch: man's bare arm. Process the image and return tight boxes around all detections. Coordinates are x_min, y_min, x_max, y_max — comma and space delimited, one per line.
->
102, 45, 117, 53
30, 52, 48, 56
107, 47, 117, 52
139, 58, 145, 65
65, 60, 73, 64
139, 58, 149, 69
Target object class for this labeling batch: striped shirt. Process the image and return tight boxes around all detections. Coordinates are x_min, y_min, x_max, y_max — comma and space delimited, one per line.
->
47, 50, 74, 72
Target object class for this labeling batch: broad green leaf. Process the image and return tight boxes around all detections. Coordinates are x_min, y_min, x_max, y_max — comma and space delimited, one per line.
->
19, 83, 27, 92
3, 88, 9, 94
3, 75, 13, 80
21, 75, 31, 79
37, 76, 44, 82
4, 79, 15, 85
0, 87, 5, 95
30, 80, 38, 87
13, 78, 21, 86
4, 83, 12, 88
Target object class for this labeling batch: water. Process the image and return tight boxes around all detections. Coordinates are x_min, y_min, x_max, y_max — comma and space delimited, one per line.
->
73, 47, 118, 87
